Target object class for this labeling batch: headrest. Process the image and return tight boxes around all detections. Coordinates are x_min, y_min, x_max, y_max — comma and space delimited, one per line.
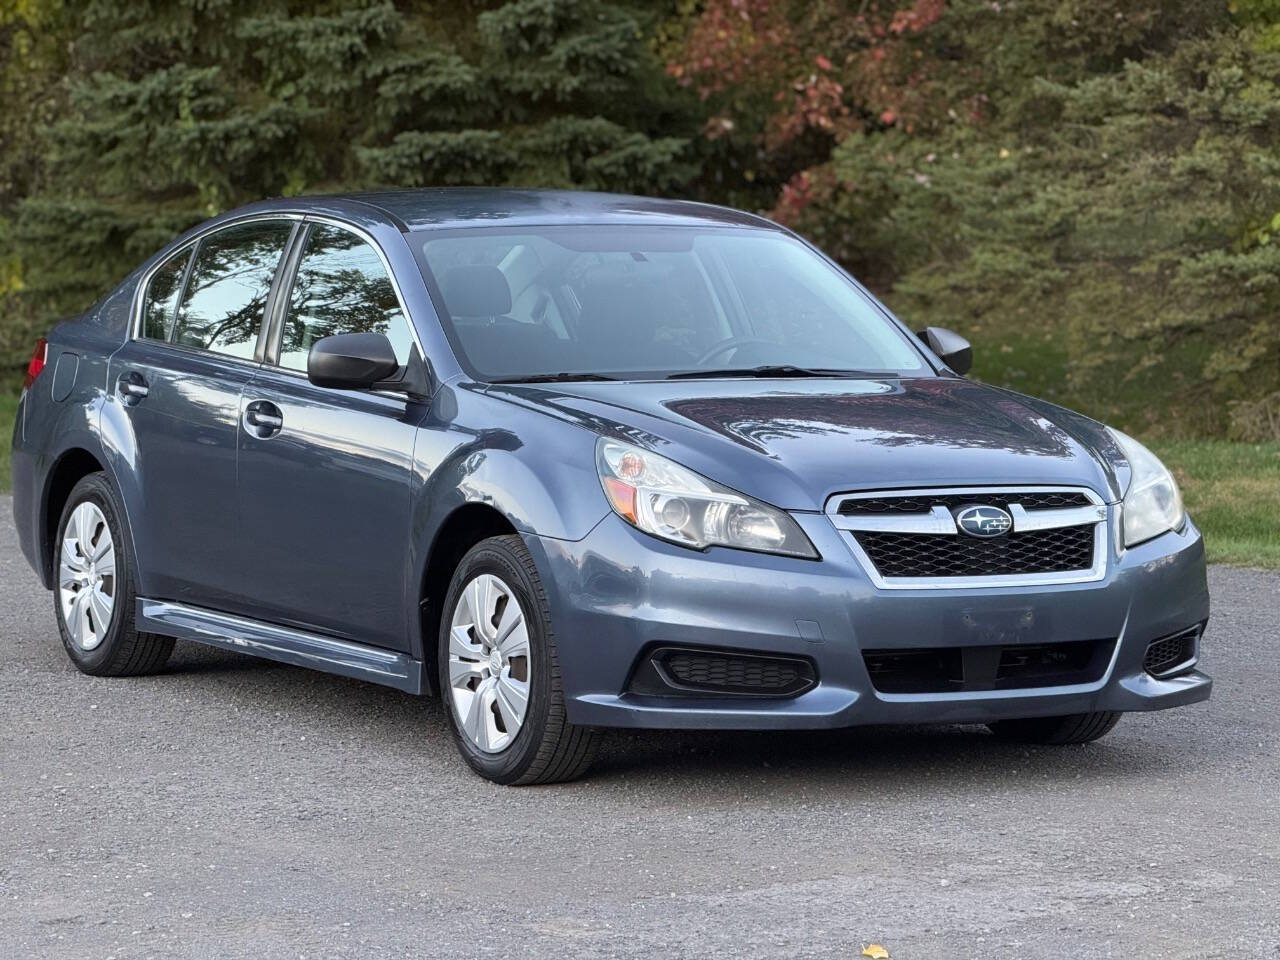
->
440, 265, 512, 317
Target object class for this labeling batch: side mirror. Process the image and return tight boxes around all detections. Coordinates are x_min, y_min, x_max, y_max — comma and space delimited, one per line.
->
916, 326, 973, 376
308, 333, 400, 390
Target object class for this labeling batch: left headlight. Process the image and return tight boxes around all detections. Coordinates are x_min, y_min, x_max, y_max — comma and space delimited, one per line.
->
596, 439, 818, 558
1108, 428, 1185, 548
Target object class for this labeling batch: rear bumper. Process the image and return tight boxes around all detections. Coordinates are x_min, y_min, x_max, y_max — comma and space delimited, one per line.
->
528, 511, 1212, 730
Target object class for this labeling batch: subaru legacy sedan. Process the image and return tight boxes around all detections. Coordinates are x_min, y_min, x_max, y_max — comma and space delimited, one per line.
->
11, 190, 1210, 784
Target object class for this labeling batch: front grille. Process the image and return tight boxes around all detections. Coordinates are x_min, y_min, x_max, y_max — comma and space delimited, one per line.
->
837, 491, 1091, 515
854, 524, 1096, 578
629, 646, 817, 698
863, 639, 1114, 694
1144, 625, 1201, 678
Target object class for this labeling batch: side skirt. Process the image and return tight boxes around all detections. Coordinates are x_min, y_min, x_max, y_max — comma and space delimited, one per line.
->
136, 599, 425, 694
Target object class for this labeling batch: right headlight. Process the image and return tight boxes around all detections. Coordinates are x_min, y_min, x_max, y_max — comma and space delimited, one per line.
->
595, 439, 818, 558
1108, 428, 1185, 548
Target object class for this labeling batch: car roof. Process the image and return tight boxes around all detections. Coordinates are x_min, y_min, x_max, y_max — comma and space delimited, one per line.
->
301, 188, 784, 233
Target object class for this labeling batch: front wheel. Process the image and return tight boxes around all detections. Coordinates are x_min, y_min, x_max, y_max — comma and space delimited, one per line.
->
438, 535, 599, 785
987, 711, 1122, 745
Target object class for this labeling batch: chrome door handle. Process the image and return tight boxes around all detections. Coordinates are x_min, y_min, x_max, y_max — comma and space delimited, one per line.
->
246, 409, 282, 429
117, 372, 149, 404
243, 399, 284, 438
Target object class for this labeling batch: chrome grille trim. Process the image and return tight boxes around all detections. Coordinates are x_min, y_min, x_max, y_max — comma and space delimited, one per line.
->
829, 504, 958, 535
824, 485, 1110, 590
1008, 502, 1107, 532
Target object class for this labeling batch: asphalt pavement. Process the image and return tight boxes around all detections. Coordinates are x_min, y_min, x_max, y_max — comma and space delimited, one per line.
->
2, 495, 1278, 959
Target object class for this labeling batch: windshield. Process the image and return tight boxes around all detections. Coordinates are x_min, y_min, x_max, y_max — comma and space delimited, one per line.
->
414, 226, 931, 382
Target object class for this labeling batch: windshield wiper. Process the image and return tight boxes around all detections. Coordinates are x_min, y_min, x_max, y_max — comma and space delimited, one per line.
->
665, 365, 874, 380
489, 372, 619, 384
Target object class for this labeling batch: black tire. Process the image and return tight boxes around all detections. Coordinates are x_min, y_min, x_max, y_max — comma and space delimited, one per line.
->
53, 473, 174, 677
437, 535, 598, 785
987, 711, 1122, 745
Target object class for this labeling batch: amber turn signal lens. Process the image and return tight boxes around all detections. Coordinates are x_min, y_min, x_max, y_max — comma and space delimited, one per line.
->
602, 476, 637, 524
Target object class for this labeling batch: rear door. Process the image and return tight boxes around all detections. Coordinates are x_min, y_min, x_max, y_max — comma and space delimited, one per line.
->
234, 220, 426, 650
108, 218, 295, 608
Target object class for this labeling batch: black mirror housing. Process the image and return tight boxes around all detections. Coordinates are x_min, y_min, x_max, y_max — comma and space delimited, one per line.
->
917, 326, 973, 376
308, 333, 400, 390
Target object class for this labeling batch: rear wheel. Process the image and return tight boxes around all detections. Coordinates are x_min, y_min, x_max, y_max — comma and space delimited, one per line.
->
438, 535, 598, 785
987, 711, 1122, 745
54, 473, 173, 676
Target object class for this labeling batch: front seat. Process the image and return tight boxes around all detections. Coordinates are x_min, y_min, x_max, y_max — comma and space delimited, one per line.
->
440, 264, 558, 377
574, 271, 672, 370
441, 264, 513, 322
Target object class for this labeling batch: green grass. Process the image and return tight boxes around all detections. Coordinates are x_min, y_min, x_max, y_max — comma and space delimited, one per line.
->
1155, 440, 1280, 570
970, 327, 1073, 409
970, 321, 1280, 567
0, 376, 1274, 567
0, 382, 17, 493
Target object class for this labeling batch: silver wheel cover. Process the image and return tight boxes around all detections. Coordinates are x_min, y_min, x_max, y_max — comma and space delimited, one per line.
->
447, 573, 532, 754
58, 501, 116, 652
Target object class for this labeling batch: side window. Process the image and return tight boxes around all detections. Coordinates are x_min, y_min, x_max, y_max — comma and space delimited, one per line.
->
171, 220, 293, 359
278, 223, 413, 372
140, 247, 192, 341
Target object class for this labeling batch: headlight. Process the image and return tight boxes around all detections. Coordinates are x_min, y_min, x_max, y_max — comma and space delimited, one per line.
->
1108, 428, 1185, 547
596, 439, 818, 558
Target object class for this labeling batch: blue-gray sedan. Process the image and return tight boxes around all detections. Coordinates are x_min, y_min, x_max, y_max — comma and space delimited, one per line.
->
11, 190, 1210, 783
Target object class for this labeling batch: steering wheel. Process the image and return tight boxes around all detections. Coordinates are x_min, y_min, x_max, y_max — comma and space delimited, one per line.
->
694, 337, 777, 367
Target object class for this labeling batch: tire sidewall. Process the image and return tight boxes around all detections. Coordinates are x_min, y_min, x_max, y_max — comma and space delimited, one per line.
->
438, 538, 554, 784
54, 473, 134, 672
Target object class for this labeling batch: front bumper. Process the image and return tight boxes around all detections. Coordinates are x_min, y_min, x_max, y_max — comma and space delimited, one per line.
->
527, 510, 1211, 730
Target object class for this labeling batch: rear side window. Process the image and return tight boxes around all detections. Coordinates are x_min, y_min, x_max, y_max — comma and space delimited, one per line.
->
169, 220, 293, 360
140, 247, 192, 341
278, 223, 413, 372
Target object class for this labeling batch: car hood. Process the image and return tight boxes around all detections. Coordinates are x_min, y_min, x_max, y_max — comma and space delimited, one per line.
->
484, 377, 1126, 512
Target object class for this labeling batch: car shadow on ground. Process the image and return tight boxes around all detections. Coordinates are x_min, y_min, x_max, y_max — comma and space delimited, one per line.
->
145, 639, 1174, 791
588, 722, 1168, 789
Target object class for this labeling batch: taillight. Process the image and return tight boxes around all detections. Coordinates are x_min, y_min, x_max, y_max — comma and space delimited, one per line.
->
23, 337, 48, 390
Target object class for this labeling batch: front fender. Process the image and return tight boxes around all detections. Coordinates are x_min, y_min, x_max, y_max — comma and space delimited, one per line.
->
411, 385, 609, 543
405, 385, 611, 663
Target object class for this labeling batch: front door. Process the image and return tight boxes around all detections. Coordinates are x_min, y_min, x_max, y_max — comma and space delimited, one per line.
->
235, 221, 426, 650
108, 218, 295, 608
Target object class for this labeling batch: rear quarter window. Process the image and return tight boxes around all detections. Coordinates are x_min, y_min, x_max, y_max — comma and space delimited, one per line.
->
140, 247, 192, 341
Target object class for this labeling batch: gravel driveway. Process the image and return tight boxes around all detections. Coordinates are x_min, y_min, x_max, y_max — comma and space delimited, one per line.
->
2, 496, 1278, 959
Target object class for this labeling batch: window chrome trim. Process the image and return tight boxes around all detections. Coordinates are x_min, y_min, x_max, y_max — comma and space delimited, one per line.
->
824, 485, 1110, 590
266, 214, 426, 370
129, 212, 305, 346
128, 211, 429, 390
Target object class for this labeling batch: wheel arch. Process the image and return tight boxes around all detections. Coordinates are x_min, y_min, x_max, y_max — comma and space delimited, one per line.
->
39, 446, 110, 587
415, 502, 520, 696
38, 403, 146, 596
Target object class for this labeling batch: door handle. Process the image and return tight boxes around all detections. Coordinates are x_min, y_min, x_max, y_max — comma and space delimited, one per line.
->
243, 399, 284, 438
117, 371, 149, 404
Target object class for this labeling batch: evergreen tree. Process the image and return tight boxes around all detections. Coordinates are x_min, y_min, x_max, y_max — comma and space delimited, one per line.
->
672, 0, 1280, 437
817, 3, 1280, 437
4, 0, 1280, 439
0, 0, 699, 373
